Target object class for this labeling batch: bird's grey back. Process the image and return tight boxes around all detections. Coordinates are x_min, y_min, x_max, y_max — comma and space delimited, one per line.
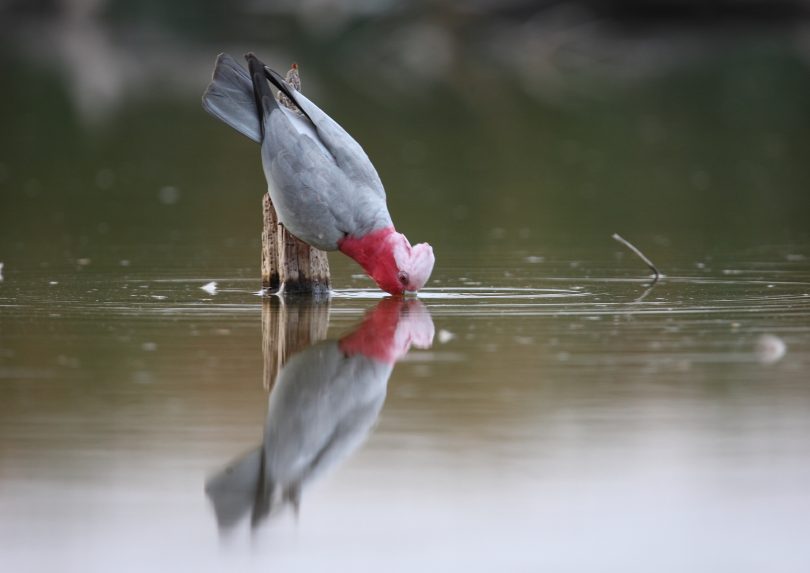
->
202, 53, 393, 250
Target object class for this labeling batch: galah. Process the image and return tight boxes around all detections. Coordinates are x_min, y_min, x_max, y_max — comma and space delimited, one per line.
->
202, 53, 435, 295
205, 298, 434, 527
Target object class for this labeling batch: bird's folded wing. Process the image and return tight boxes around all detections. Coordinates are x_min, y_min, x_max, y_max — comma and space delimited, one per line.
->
264, 68, 386, 198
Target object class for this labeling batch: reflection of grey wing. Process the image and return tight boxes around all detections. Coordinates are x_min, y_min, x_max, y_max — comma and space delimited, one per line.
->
263, 340, 393, 489
202, 53, 261, 143
204, 447, 263, 531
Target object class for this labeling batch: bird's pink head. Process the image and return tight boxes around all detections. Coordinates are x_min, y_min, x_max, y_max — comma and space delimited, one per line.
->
339, 228, 435, 295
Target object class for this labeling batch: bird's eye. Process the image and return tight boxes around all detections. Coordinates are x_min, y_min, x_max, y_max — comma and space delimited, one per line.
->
397, 271, 409, 285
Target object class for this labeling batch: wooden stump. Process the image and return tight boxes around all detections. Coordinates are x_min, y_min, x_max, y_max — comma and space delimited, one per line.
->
261, 194, 331, 295
261, 194, 281, 291
262, 297, 331, 391
260, 64, 330, 296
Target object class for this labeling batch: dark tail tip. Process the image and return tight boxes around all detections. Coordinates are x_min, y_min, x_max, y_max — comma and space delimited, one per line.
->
245, 53, 267, 84
243, 52, 272, 136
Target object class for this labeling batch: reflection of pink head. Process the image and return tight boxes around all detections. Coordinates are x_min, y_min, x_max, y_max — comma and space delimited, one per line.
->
339, 228, 435, 295
339, 298, 435, 364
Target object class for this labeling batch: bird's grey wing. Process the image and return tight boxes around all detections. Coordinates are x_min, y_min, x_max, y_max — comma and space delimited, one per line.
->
202, 53, 261, 143
262, 114, 353, 249
264, 68, 386, 199
263, 112, 392, 247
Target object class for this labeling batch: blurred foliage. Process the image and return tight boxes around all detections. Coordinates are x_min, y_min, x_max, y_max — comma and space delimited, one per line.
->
1, 4, 809, 276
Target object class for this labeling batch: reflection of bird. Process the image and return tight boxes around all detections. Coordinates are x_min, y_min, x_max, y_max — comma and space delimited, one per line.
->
202, 53, 435, 295
205, 298, 434, 531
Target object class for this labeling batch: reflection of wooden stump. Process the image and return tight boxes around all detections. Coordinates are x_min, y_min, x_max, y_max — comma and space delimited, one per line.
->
261, 194, 331, 294
262, 298, 331, 391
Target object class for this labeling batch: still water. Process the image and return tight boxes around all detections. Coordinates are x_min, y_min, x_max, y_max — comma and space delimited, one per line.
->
2, 249, 809, 572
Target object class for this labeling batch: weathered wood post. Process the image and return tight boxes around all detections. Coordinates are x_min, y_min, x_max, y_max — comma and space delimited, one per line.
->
262, 297, 331, 391
261, 194, 331, 294
260, 64, 331, 295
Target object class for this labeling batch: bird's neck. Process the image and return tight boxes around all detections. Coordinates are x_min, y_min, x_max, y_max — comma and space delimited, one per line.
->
338, 226, 397, 278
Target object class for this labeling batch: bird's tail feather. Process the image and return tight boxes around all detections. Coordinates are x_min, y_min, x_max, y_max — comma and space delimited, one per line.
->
202, 53, 262, 143
245, 53, 282, 139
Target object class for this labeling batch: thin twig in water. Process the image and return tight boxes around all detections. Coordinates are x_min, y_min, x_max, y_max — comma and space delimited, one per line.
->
633, 283, 656, 303
612, 233, 661, 283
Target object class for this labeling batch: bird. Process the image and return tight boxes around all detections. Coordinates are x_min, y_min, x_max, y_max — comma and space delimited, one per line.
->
202, 53, 435, 295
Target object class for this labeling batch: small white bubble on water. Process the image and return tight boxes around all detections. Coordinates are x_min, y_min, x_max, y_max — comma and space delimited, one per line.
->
57, 355, 80, 368
141, 342, 157, 352
755, 334, 787, 365
159, 186, 180, 205
411, 364, 433, 377
95, 168, 115, 189
438, 329, 455, 344
132, 371, 154, 384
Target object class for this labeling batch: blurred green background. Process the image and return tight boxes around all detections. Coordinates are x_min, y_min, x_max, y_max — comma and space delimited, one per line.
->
1, 0, 809, 279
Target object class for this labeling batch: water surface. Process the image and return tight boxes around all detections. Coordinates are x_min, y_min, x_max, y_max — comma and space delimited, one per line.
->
2, 250, 810, 572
